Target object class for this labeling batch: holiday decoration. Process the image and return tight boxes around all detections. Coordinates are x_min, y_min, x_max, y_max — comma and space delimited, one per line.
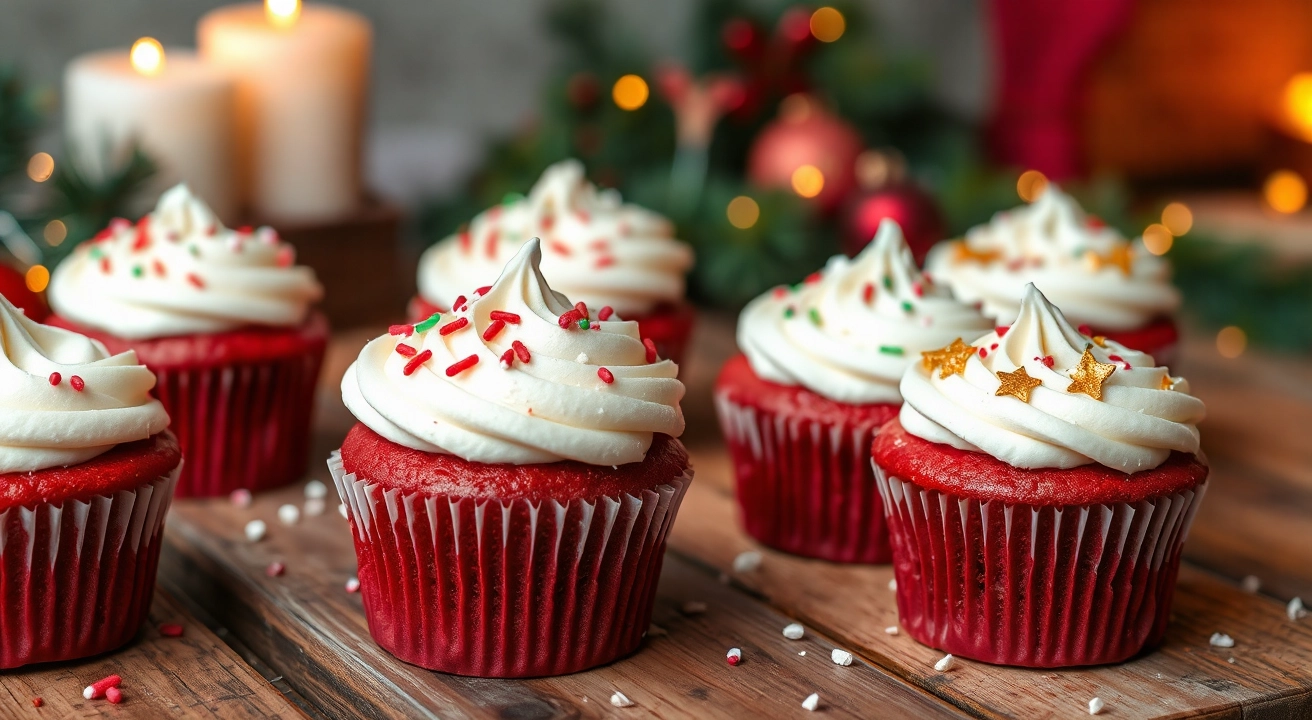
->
841, 151, 944, 261
746, 94, 862, 212
994, 366, 1042, 402
1065, 347, 1117, 400
921, 338, 976, 379
0, 262, 47, 320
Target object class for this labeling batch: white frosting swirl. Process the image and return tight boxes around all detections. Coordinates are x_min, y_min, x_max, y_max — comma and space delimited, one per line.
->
49, 184, 323, 340
738, 220, 992, 404
344, 238, 685, 465
925, 185, 1179, 331
899, 284, 1204, 473
0, 295, 169, 474
418, 160, 693, 317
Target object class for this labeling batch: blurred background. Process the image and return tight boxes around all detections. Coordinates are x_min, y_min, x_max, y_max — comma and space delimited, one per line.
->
2, 0, 1311, 355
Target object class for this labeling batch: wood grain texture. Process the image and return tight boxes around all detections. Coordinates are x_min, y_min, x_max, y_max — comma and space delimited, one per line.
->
0, 590, 301, 719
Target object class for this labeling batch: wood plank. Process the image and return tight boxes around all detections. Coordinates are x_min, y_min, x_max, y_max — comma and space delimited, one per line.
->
159, 484, 970, 720
670, 454, 1312, 720
0, 589, 303, 719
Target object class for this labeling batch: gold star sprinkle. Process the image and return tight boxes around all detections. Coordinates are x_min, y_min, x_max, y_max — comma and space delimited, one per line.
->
995, 366, 1043, 403
1083, 243, 1133, 275
1091, 335, 1107, 348
921, 338, 977, 379
952, 241, 1001, 265
1066, 346, 1117, 400
1160, 374, 1175, 391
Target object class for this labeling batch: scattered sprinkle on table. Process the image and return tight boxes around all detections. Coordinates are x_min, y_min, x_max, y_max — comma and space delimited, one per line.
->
1210, 632, 1235, 648
159, 623, 184, 637
304, 480, 328, 499
244, 520, 267, 542
831, 648, 854, 666
888, 578, 897, 591
84, 674, 121, 700
885, 626, 899, 635
230, 488, 253, 508
1289, 597, 1307, 621
266, 562, 286, 577
278, 504, 300, 525
1088, 697, 1105, 715
31, 698, 41, 708
105, 687, 124, 704
801, 693, 820, 711
726, 647, 742, 666
934, 654, 955, 672
610, 691, 634, 708
1241, 575, 1261, 593
681, 601, 707, 615
783, 622, 805, 640
733, 551, 762, 573
345, 577, 361, 593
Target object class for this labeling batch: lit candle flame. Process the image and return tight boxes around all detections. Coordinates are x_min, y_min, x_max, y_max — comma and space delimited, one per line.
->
266, 0, 301, 28
130, 38, 165, 77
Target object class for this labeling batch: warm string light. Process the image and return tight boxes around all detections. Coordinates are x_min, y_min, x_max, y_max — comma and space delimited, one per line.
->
1264, 170, 1307, 214
1141, 223, 1173, 255
43, 219, 67, 246
612, 74, 649, 111
1284, 73, 1312, 139
26, 152, 53, 183
727, 196, 760, 229
1216, 326, 1247, 359
809, 7, 845, 42
1016, 170, 1048, 202
24, 265, 49, 293
1161, 202, 1193, 235
791, 165, 825, 198
130, 38, 165, 76
265, 0, 301, 29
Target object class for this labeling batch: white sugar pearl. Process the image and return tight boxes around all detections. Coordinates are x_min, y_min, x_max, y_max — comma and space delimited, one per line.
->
304, 498, 326, 516
831, 648, 854, 666
1088, 697, 1105, 715
1209, 632, 1235, 648
888, 578, 897, 591
244, 519, 267, 542
801, 693, 820, 711
610, 691, 633, 708
1289, 597, 1307, 621
733, 550, 763, 573
345, 577, 361, 593
782, 622, 805, 640
934, 654, 955, 672
304, 479, 328, 499
885, 626, 899, 635
277, 503, 300, 525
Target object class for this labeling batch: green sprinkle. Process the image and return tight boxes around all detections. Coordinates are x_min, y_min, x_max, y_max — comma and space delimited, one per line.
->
502, 192, 525, 205
414, 312, 442, 333
901, 300, 914, 313
131, 265, 144, 278
883, 275, 893, 290
189, 245, 201, 258
879, 345, 905, 356
808, 308, 822, 326
578, 318, 591, 330
783, 306, 795, 319
89, 247, 103, 259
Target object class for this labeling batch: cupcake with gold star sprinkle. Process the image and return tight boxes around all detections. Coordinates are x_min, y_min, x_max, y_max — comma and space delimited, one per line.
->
924, 185, 1181, 361
716, 219, 991, 564
874, 283, 1208, 667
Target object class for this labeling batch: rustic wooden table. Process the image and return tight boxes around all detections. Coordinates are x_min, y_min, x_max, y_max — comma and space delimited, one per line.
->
5, 316, 1311, 719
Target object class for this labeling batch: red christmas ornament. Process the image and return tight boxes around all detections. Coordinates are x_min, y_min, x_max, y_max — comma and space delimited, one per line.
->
566, 72, 600, 110
747, 95, 863, 212
722, 17, 763, 60
842, 183, 945, 264
0, 263, 48, 322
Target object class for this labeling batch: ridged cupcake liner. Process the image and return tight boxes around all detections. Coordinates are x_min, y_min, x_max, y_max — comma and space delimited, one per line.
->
0, 467, 180, 669
329, 451, 690, 677
715, 392, 892, 564
158, 348, 324, 497
874, 466, 1207, 667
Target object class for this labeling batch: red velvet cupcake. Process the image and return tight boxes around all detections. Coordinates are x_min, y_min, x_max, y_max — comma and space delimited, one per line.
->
0, 295, 180, 668
46, 184, 325, 497
717, 221, 991, 563
875, 284, 1208, 667
925, 185, 1181, 361
333, 239, 690, 677
414, 160, 696, 364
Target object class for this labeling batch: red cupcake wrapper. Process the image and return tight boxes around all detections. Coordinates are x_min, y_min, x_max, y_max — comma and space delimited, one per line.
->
874, 466, 1207, 667
158, 349, 324, 497
0, 467, 180, 669
329, 451, 690, 677
715, 392, 892, 564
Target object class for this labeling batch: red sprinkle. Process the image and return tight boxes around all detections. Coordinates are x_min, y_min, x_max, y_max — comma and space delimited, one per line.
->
132, 227, 150, 252
557, 309, 583, 328
1078, 324, 1093, 336
105, 687, 123, 704
153, 260, 167, 277
540, 215, 555, 232
500, 348, 516, 367
1109, 354, 1132, 370
48, 372, 61, 386
589, 239, 609, 250
237, 225, 253, 234
459, 230, 472, 252
576, 210, 590, 223
453, 295, 468, 311
186, 273, 206, 289
276, 245, 295, 268
84, 675, 121, 700
159, 623, 184, 637
31, 698, 41, 708
100, 257, 112, 274
266, 562, 286, 577
911, 282, 924, 297
70, 376, 85, 392
595, 255, 615, 269
439, 317, 469, 336
389, 324, 414, 337
805, 272, 823, 284
206, 223, 219, 236
475, 285, 493, 297
978, 348, 988, 358
1036, 355, 1055, 369
395, 343, 417, 357
403, 350, 433, 376
445, 354, 479, 377
549, 241, 572, 256
643, 338, 658, 363
990, 343, 998, 350
490, 310, 521, 324
598, 306, 614, 321
575, 301, 589, 318
512, 340, 531, 363
597, 367, 615, 384
996, 325, 1010, 337
773, 286, 789, 299
482, 319, 506, 341
862, 283, 875, 304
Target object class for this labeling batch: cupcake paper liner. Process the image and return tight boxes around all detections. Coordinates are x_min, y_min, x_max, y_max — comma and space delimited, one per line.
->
329, 451, 690, 678
716, 392, 892, 564
0, 467, 180, 669
159, 348, 324, 497
874, 466, 1206, 667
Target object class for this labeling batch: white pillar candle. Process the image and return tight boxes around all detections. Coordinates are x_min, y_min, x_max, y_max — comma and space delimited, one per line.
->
64, 41, 239, 222
199, 2, 372, 223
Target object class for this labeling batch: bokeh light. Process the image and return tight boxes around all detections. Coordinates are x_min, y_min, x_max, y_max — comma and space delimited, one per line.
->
26, 152, 53, 183
612, 74, 649, 111
130, 38, 165, 76
24, 265, 49, 293
1017, 170, 1048, 202
1263, 170, 1307, 214
791, 165, 825, 198
727, 196, 760, 229
809, 7, 845, 42
265, 0, 301, 28
1161, 202, 1192, 235
43, 219, 67, 246
1216, 326, 1247, 359
1142, 223, 1173, 255
1284, 73, 1312, 138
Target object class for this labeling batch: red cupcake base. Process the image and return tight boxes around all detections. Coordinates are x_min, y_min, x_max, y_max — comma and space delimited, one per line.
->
715, 355, 899, 564
0, 433, 181, 668
408, 295, 696, 366
331, 425, 692, 677
46, 314, 329, 498
874, 419, 1208, 667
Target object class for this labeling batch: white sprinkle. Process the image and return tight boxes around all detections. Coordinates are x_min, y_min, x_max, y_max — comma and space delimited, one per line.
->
229, 488, 253, 508
733, 550, 763, 573
681, 601, 707, 615
345, 577, 361, 593
888, 578, 897, 591
727, 647, 742, 665
798, 651, 807, 656
244, 519, 267, 542
304, 479, 328, 499
934, 654, 955, 672
576, 353, 589, 363
801, 693, 820, 712
610, 691, 633, 708
338, 503, 348, 518
647, 624, 667, 637
831, 648, 854, 666
1209, 632, 1235, 648
82, 686, 95, 700
885, 626, 899, 635
1227, 657, 1236, 664
277, 503, 300, 525
1241, 575, 1261, 593
304, 497, 326, 516
783, 622, 805, 640
1289, 597, 1307, 621
1088, 696, 1105, 715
